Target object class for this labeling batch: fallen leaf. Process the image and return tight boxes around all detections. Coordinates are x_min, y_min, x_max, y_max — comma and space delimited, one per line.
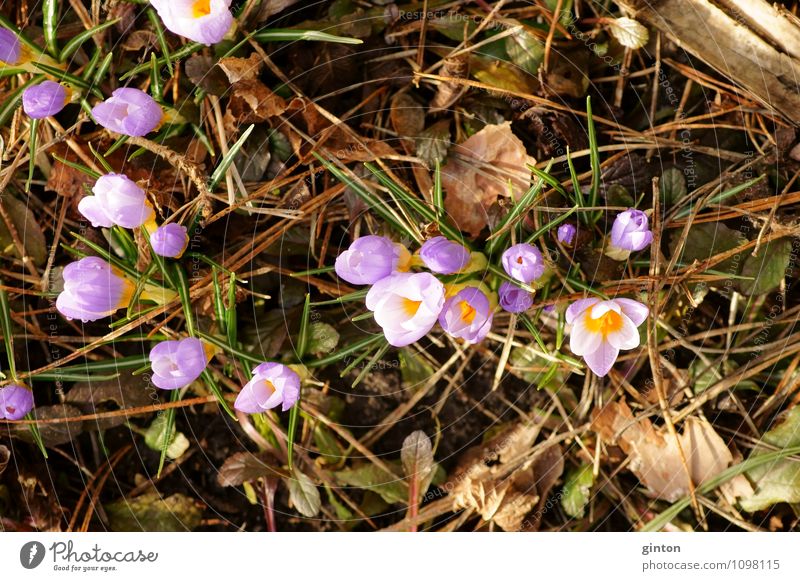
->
740, 407, 800, 512
14, 404, 84, 446
441, 122, 535, 237
736, 238, 792, 296
65, 372, 153, 430
185, 55, 228, 96
592, 401, 732, 501
217, 53, 263, 83
0, 195, 48, 266
561, 463, 594, 518
217, 451, 285, 487
608, 17, 649, 49
401, 431, 435, 500
106, 492, 203, 532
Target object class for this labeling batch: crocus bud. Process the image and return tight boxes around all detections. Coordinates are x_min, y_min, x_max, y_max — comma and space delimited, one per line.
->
0, 384, 34, 420
501, 243, 545, 284
151, 223, 189, 258
566, 297, 649, 377
56, 256, 135, 322
335, 235, 410, 285
438, 287, 493, 344
498, 281, 533, 313
234, 362, 301, 414
149, 337, 210, 390
365, 272, 445, 347
150, 0, 233, 46
78, 173, 155, 229
557, 223, 576, 245
419, 236, 470, 274
0, 28, 22, 65
610, 209, 653, 252
92, 88, 163, 136
22, 81, 69, 119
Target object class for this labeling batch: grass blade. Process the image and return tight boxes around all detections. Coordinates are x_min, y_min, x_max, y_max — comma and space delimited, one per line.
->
61, 18, 119, 62
208, 124, 254, 190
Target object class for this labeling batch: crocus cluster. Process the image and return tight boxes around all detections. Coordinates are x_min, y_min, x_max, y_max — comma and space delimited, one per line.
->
150, 0, 233, 46
336, 235, 494, 346
497, 242, 546, 314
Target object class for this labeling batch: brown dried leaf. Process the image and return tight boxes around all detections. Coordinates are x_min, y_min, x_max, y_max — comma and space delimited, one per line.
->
430, 55, 469, 112
449, 421, 555, 531
441, 122, 535, 237
65, 372, 153, 430
185, 55, 228, 96
217, 451, 286, 487
229, 80, 288, 124
592, 401, 732, 501
217, 53, 263, 83
14, 404, 84, 447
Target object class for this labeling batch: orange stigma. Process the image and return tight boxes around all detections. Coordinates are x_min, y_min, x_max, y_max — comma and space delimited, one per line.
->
584, 306, 623, 337
402, 298, 422, 317
192, 0, 211, 18
459, 300, 477, 324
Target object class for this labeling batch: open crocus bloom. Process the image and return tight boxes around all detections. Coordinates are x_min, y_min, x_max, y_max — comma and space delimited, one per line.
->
92, 88, 163, 136
22, 81, 69, 119
366, 272, 445, 347
150, 0, 233, 45
439, 287, 493, 344
419, 236, 470, 274
335, 235, 410, 285
567, 297, 649, 377
234, 362, 301, 414
150, 223, 189, 258
56, 257, 135, 322
78, 173, 155, 229
149, 337, 211, 390
0, 384, 34, 420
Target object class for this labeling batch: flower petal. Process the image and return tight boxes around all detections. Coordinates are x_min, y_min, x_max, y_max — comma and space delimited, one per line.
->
606, 313, 641, 350
614, 298, 649, 326
569, 313, 603, 355
566, 297, 599, 324
583, 342, 620, 377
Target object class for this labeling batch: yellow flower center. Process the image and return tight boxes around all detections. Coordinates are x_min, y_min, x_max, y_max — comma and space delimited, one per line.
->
259, 379, 276, 396
459, 300, 477, 324
396, 245, 412, 272
584, 306, 623, 337
192, 0, 211, 18
402, 298, 421, 317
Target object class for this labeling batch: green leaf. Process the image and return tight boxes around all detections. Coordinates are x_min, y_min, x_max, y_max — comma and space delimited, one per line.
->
736, 238, 792, 296
740, 407, 800, 512
561, 463, 594, 518
659, 168, 688, 207
307, 322, 340, 355
287, 470, 321, 517
43, 0, 59, 58
399, 348, 434, 388
106, 492, 203, 532
144, 415, 190, 460
60, 19, 119, 62
504, 27, 544, 76
336, 463, 408, 504
314, 424, 344, 463
668, 222, 742, 275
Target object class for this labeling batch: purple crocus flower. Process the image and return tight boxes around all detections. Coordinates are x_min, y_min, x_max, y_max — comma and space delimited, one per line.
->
439, 287, 493, 344
610, 209, 653, 252
419, 236, 470, 274
78, 173, 155, 229
335, 235, 409, 285
498, 281, 533, 313
501, 243, 545, 283
557, 223, 576, 245
234, 362, 301, 414
91, 88, 163, 137
0, 384, 34, 420
55, 256, 135, 322
0, 28, 21, 65
365, 272, 445, 347
566, 297, 649, 377
150, 223, 189, 258
150, 0, 233, 46
22, 81, 68, 119
149, 337, 209, 390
